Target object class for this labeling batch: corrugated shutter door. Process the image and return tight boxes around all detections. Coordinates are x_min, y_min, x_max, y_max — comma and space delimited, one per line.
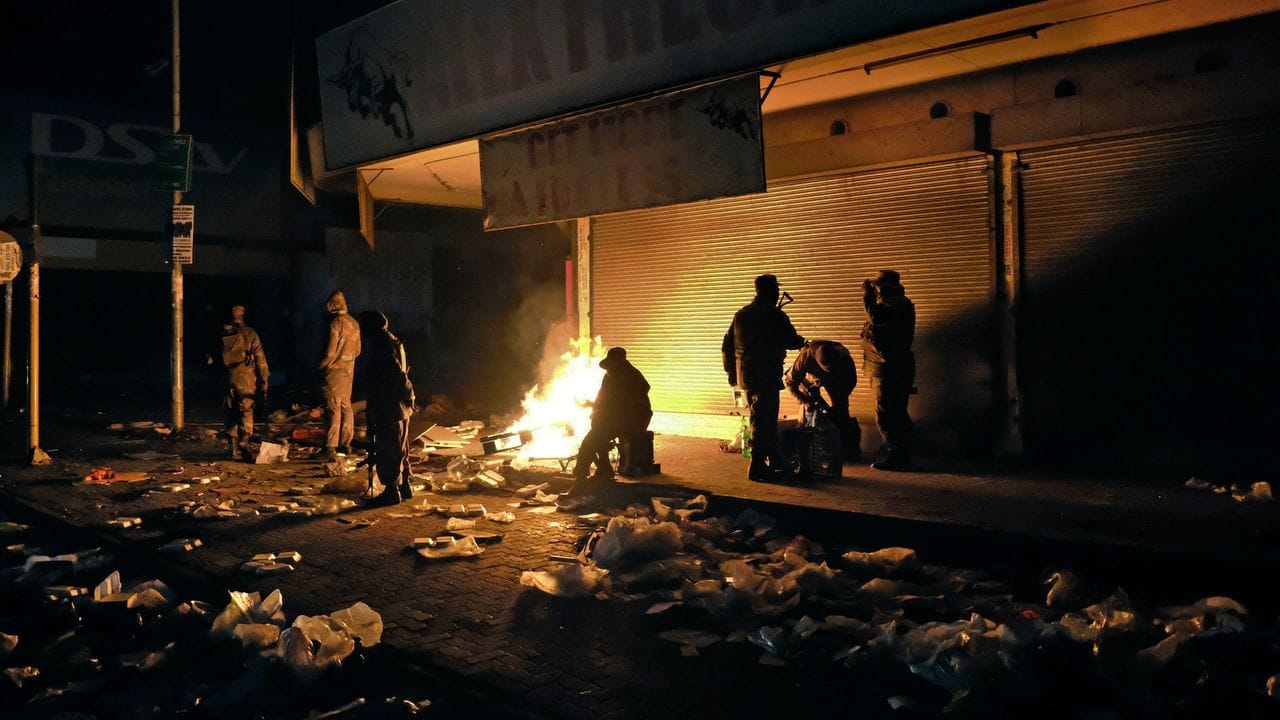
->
592, 156, 995, 435
1018, 116, 1280, 458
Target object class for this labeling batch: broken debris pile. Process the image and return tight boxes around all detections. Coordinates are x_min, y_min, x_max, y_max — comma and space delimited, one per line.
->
519, 497, 1280, 717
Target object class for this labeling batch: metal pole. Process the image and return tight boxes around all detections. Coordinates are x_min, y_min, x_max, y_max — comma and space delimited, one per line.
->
2, 281, 11, 410
170, 0, 185, 430
28, 155, 47, 463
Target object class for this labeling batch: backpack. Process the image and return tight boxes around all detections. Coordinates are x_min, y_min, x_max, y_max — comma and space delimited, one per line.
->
221, 330, 249, 368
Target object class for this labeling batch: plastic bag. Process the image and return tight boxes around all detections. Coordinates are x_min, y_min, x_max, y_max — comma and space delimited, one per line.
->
329, 602, 383, 646
417, 536, 484, 560
233, 623, 281, 649
592, 517, 683, 570
842, 547, 920, 575
519, 564, 608, 598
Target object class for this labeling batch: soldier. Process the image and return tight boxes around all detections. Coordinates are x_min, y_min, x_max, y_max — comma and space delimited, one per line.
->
569, 347, 652, 498
359, 311, 416, 506
318, 290, 361, 461
722, 274, 805, 481
784, 339, 861, 461
213, 305, 269, 459
861, 270, 916, 470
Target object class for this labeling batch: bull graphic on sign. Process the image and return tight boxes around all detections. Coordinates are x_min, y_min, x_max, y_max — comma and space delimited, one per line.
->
328, 27, 415, 141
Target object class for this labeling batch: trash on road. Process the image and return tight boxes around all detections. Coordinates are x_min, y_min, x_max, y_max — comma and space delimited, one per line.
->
254, 441, 290, 464
416, 536, 484, 560
519, 564, 608, 597
160, 538, 203, 552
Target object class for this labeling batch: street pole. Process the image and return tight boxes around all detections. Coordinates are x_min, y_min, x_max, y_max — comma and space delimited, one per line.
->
28, 155, 48, 464
3, 280, 11, 410
170, 0, 185, 430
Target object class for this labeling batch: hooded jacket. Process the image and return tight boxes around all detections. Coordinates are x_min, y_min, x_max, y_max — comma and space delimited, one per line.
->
319, 291, 361, 373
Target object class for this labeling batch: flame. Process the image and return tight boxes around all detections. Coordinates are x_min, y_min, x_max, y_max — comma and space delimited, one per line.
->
508, 336, 607, 459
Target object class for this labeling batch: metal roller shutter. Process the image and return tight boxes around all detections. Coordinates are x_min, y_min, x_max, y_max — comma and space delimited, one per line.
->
1018, 116, 1280, 460
592, 155, 996, 440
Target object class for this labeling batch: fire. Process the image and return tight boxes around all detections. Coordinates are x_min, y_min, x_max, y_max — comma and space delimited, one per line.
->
508, 336, 607, 459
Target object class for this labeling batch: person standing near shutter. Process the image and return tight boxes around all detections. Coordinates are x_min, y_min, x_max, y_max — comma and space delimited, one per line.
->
212, 305, 269, 459
722, 274, 805, 481
861, 270, 916, 470
319, 290, 362, 461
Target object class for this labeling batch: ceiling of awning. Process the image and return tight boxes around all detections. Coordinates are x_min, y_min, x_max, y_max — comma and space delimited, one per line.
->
351, 0, 1280, 211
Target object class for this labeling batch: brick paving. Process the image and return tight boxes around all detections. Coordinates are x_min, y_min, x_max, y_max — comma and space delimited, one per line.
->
0, 430, 873, 719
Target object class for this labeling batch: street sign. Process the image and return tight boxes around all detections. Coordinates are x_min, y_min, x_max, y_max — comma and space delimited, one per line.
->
171, 205, 194, 264
156, 134, 193, 192
0, 231, 20, 282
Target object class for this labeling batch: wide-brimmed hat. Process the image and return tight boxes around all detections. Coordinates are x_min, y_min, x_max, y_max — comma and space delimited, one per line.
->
600, 346, 627, 369
754, 274, 780, 293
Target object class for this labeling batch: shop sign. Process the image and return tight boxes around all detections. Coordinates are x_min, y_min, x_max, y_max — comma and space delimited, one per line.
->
480, 75, 764, 230
316, 0, 1026, 168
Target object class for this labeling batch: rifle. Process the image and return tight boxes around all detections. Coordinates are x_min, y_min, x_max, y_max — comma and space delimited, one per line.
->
356, 439, 376, 496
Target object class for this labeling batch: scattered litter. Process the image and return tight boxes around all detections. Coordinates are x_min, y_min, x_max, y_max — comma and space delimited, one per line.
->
241, 560, 296, 575
445, 517, 476, 531
487, 511, 517, 523
5, 666, 38, 688
651, 494, 709, 522
451, 530, 504, 544
515, 483, 550, 498
0, 632, 17, 655
156, 482, 191, 493
527, 506, 558, 515
338, 517, 379, 528
446, 503, 487, 517
46, 585, 88, 598
1045, 569, 1083, 609
519, 564, 608, 597
83, 467, 150, 484
842, 547, 920, 575
255, 441, 290, 464
194, 475, 220, 484
1185, 476, 1215, 491
416, 536, 484, 560
1233, 481, 1273, 503
646, 601, 683, 615
106, 517, 143, 529
657, 629, 721, 648
160, 538, 203, 552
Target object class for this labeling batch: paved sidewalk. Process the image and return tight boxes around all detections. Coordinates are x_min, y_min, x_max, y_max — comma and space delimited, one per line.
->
639, 435, 1280, 565
3, 425, 1279, 718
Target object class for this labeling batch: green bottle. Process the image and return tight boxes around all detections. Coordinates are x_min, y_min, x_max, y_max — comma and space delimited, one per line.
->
741, 416, 752, 459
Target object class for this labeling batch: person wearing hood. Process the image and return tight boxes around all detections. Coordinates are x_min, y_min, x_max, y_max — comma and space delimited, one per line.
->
722, 274, 805, 481
861, 269, 916, 470
211, 304, 269, 459
318, 290, 361, 461
569, 347, 652, 497
359, 311, 416, 505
